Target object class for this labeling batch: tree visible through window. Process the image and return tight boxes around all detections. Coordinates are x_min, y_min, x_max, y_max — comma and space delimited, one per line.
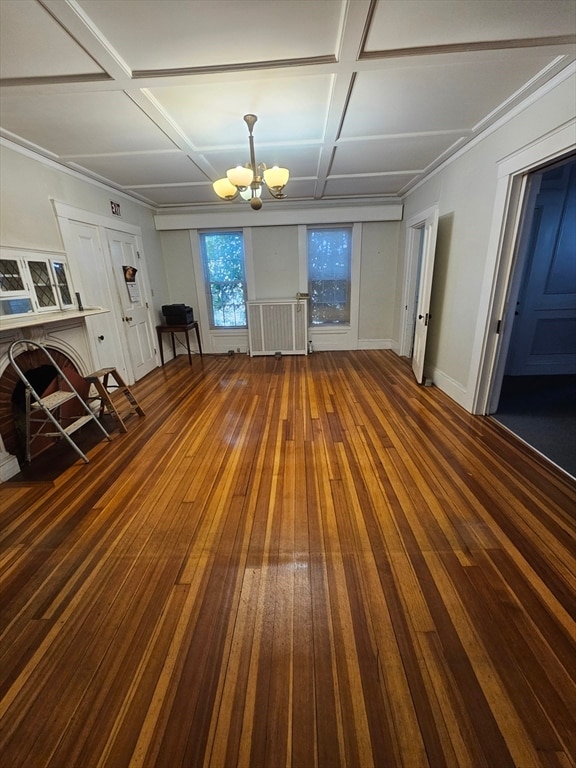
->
307, 226, 352, 325
199, 231, 247, 328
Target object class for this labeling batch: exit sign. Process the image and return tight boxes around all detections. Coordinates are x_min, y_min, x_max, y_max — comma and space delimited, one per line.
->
110, 201, 121, 216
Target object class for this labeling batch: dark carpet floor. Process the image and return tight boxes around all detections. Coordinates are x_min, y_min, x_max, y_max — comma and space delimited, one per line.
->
492, 374, 576, 478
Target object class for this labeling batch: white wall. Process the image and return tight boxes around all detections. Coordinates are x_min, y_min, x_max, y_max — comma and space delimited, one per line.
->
397, 69, 576, 409
160, 229, 199, 310
251, 226, 300, 300
0, 143, 169, 323
359, 221, 400, 346
158, 219, 402, 354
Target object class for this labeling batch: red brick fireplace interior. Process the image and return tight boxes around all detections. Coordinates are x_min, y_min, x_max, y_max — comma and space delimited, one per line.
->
0, 347, 89, 461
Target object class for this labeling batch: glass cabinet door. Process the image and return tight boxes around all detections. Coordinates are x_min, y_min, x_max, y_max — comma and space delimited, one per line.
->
29, 260, 58, 310
51, 260, 74, 308
0, 252, 77, 316
0, 258, 34, 316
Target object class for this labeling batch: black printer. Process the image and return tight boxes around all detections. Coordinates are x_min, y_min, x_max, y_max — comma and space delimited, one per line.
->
162, 304, 194, 325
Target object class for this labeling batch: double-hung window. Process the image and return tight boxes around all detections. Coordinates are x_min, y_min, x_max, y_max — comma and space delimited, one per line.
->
199, 231, 247, 328
307, 226, 352, 325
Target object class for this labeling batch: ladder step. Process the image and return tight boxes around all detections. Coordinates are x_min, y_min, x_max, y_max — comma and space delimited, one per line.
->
63, 414, 95, 435
43, 414, 95, 437
85, 367, 145, 429
9, 339, 111, 465
85, 367, 116, 381
32, 390, 76, 410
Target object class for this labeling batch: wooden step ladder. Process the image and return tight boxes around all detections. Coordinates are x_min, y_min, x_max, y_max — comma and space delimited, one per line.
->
84, 367, 145, 433
8, 340, 111, 464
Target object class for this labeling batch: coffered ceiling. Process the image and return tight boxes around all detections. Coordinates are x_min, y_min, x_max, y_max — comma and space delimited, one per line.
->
1, 0, 575, 211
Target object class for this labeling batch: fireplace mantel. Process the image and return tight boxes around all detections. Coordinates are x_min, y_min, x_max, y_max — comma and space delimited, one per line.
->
0, 307, 108, 332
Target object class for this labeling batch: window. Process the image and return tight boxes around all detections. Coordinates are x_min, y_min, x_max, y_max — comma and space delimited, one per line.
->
0, 254, 74, 317
199, 231, 247, 328
307, 226, 352, 325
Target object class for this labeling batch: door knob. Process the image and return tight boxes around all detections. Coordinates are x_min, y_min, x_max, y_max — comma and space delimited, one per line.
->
418, 314, 424, 319
98, 335, 104, 341
125, 316, 133, 322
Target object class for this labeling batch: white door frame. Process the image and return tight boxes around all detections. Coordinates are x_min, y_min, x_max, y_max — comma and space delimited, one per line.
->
399, 205, 438, 360
469, 119, 576, 414
485, 174, 543, 412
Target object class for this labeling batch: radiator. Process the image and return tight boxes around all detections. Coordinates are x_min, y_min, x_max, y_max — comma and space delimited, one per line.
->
247, 299, 308, 356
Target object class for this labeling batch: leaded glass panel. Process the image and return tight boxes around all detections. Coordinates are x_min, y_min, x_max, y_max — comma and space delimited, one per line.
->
52, 261, 73, 306
0, 259, 25, 292
29, 261, 56, 308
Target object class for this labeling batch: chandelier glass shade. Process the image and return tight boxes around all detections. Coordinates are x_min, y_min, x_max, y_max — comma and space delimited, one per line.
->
212, 114, 289, 210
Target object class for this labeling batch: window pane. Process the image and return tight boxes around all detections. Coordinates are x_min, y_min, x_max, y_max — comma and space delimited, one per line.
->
200, 232, 247, 328
0, 259, 25, 292
307, 227, 351, 325
52, 261, 73, 306
29, 261, 56, 308
0, 297, 33, 316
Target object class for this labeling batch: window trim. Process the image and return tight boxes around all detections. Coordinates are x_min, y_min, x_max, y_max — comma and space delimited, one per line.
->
299, 223, 361, 350
306, 224, 353, 327
198, 229, 248, 330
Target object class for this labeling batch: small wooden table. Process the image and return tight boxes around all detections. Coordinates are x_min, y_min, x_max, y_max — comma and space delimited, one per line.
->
156, 321, 202, 366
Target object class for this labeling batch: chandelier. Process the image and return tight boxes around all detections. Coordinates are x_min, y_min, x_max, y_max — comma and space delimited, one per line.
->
212, 114, 289, 210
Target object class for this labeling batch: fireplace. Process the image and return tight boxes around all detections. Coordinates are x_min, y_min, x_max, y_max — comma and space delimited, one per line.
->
0, 346, 89, 460
0, 316, 98, 477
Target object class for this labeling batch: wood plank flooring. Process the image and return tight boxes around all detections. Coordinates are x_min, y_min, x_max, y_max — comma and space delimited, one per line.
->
0, 350, 574, 768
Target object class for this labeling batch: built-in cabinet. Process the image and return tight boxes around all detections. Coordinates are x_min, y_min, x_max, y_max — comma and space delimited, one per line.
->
0, 249, 74, 318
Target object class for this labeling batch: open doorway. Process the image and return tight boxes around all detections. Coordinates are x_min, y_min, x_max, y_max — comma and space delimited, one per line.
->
489, 154, 576, 476
399, 205, 439, 384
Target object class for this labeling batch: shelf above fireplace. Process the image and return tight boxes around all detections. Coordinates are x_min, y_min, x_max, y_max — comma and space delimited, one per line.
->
0, 307, 109, 332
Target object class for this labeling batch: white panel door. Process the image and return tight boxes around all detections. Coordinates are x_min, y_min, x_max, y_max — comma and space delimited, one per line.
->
105, 230, 157, 381
62, 221, 129, 379
412, 207, 439, 384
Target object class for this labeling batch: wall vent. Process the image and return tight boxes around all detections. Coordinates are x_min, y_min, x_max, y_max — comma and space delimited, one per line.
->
247, 299, 308, 356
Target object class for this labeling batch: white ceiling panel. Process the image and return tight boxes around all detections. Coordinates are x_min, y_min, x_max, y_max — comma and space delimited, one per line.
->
324, 175, 418, 197
280, 179, 319, 200
0, 91, 175, 155
342, 50, 566, 138
78, 0, 344, 71
126, 185, 214, 205
148, 74, 333, 146
0, 0, 104, 80
68, 151, 207, 186
365, 0, 576, 52
0, 0, 574, 209
332, 133, 466, 174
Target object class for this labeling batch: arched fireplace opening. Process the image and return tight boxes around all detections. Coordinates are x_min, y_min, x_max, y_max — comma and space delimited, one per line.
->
12, 365, 57, 409
0, 347, 89, 461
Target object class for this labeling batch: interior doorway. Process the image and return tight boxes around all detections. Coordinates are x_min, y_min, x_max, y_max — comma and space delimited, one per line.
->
489, 154, 576, 476
399, 205, 439, 384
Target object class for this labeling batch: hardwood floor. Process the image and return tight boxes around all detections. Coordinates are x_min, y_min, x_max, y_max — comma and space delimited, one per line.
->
1, 350, 574, 768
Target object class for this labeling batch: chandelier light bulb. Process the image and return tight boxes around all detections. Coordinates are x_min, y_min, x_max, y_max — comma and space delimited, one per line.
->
212, 177, 238, 200
264, 166, 289, 190
227, 165, 254, 188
